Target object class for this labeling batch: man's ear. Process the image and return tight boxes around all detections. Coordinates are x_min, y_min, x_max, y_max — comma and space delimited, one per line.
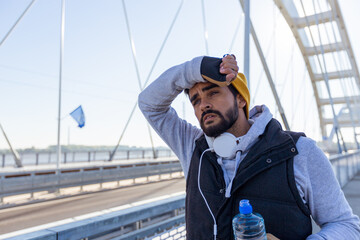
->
237, 94, 246, 108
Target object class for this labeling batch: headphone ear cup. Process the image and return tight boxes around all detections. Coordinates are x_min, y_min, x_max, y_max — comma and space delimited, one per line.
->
213, 133, 237, 158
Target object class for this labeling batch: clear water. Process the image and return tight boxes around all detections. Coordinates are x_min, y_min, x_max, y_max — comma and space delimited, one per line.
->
232, 213, 267, 240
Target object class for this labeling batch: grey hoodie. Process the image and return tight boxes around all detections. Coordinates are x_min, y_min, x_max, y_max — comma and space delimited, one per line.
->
138, 56, 360, 239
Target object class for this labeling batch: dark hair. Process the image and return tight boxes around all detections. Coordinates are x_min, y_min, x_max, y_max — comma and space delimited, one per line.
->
227, 84, 238, 100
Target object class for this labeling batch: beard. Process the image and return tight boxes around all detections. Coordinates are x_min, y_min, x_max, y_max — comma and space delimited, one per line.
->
200, 101, 239, 137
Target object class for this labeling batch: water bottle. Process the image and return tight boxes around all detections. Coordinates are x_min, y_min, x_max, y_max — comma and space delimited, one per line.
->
232, 199, 267, 240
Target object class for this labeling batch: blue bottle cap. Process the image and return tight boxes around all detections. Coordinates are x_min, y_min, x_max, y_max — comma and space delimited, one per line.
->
239, 199, 253, 214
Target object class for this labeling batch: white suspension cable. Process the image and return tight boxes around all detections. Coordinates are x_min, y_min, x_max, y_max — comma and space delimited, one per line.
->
0, 0, 37, 47
228, 16, 243, 53
252, 12, 282, 104
310, 0, 347, 151
316, 0, 359, 148
109, 0, 184, 161
122, 0, 142, 90
142, 0, 184, 89
329, 0, 360, 147
279, 43, 296, 99
291, 67, 308, 129
201, 0, 209, 55
299, 0, 343, 153
122, 0, 156, 158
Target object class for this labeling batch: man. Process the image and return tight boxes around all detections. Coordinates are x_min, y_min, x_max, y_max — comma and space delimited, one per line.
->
138, 55, 360, 239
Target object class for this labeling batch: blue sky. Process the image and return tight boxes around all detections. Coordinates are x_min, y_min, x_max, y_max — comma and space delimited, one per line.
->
0, 0, 359, 149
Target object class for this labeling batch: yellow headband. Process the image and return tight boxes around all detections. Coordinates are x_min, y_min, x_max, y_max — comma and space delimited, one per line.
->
231, 73, 250, 119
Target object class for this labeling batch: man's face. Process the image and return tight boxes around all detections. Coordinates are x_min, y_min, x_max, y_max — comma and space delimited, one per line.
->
188, 82, 239, 137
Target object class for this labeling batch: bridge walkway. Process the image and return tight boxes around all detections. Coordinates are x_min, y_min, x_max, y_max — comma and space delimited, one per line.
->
343, 172, 360, 217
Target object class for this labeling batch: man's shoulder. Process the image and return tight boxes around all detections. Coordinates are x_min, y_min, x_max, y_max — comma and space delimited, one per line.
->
294, 136, 323, 164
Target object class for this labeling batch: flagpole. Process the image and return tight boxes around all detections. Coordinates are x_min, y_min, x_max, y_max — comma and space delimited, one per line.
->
57, 0, 65, 172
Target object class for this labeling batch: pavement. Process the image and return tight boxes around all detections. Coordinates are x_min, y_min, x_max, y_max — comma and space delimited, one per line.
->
343, 172, 360, 217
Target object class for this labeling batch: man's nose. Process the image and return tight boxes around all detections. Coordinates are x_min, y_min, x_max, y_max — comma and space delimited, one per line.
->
200, 100, 211, 112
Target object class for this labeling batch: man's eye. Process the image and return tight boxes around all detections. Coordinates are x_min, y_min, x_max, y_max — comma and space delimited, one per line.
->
192, 99, 200, 106
209, 91, 218, 96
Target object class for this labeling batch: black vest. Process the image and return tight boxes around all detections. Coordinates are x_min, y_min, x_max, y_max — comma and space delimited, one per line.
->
185, 119, 312, 240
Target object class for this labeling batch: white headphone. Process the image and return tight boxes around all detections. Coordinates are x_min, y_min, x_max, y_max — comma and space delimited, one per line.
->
198, 132, 240, 239
198, 132, 239, 239
205, 132, 238, 159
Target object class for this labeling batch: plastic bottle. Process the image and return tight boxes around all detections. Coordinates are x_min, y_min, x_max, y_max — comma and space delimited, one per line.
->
232, 199, 267, 240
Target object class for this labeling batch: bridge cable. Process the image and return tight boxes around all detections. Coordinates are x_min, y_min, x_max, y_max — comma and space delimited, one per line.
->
299, 0, 343, 153
326, 0, 360, 149
121, 0, 156, 158
251, 11, 282, 106
310, 0, 347, 152
228, 16, 243, 53
201, 0, 209, 55
109, 0, 184, 161
316, 0, 360, 149
0, 0, 37, 167
279, 43, 295, 123
0, 0, 37, 48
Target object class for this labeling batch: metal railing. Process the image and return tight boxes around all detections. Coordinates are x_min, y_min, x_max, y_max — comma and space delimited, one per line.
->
4, 195, 186, 240
0, 149, 174, 167
0, 160, 182, 205
329, 149, 360, 187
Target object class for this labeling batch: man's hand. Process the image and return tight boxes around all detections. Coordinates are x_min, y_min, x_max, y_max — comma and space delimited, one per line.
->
200, 55, 239, 87
267, 233, 280, 240
220, 54, 239, 85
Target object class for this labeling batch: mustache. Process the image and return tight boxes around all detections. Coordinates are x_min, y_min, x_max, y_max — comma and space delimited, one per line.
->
201, 110, 222, 122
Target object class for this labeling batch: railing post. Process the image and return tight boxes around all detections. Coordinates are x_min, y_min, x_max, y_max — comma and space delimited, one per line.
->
337, 161, 341, 187
80, 168, 84, 192
133, 221, 141, 230
351, 155, 355, 177
0, 175, 4, 203
346, 156, 350, 183
36, 153, 39, 165
31, 173, 35, 199
64, 152, 67, 164
127, 150, 130, 159
100, 167, 103, 189
142, 150, 145, 159
2, 154, 5, 168
109, 151, 112, 161
88, 152, 91, 162
354, 154, 357, 175
117, 165, 121, 187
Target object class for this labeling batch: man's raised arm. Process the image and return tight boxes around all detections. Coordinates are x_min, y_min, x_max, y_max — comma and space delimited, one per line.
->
138, 56, 204, 176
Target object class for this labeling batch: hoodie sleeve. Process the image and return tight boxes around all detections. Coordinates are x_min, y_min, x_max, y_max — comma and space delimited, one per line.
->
138, 56, 205, 178
293, 137, 360, 240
